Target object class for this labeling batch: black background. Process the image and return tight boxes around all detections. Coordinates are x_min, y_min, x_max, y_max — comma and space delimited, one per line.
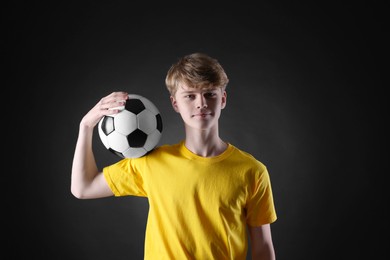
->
4, 1, 387, 259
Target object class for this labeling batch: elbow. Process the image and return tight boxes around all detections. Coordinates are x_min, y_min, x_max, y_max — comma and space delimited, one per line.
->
70, 176, 90, 199
70, 187, 82, 199
71, 185, 87, 199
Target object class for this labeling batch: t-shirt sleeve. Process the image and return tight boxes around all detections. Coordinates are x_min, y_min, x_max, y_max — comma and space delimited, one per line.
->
103, 158, 147, 197
246, 166, 277, 227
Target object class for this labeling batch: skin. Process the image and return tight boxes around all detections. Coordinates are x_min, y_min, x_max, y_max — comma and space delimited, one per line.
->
71, 89, 276, 259
170, 84, 228, 157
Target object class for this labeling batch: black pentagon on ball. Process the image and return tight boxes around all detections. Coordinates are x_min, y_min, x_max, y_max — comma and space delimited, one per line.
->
108, 148, 125, 158
125, 98, 145, 115
156, 114, 163, 132
127, 129, 148, 147
101, 116, 115, 135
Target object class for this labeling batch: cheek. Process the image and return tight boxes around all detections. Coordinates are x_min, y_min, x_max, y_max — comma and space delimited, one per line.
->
173, 101, 187, 114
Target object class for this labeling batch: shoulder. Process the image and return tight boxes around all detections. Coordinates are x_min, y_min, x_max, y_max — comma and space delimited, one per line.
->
148, 142, 181, 155
105, 143, 183, 174
229, 144, 267, 169
138, 142, 183, 162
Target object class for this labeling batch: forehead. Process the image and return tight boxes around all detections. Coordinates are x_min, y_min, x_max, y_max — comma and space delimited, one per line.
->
177, 84, 220, 94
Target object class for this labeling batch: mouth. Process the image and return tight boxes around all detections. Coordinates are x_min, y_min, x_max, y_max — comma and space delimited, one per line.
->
192, 113, 212, 118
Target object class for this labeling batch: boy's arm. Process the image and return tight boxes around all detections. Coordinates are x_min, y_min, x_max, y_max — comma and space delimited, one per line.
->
248, 224, 276, 260
71, 91, 128, 199
71, 123, 113, 199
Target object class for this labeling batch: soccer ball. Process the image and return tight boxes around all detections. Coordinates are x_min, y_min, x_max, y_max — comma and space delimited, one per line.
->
98, 94, 163, 158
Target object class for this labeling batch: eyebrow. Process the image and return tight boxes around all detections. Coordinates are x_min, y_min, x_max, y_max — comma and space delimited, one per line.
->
180, 90, 198, 94
179, 89, 219, 94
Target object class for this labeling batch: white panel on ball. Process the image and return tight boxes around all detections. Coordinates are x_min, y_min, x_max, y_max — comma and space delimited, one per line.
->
138, 110, 157, 134
114, 110, 137, 136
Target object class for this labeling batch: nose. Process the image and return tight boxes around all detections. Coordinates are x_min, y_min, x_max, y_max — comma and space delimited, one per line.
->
196, 96, 207, 109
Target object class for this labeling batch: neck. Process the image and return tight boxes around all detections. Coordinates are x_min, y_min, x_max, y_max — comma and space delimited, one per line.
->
184, 127, 227, 157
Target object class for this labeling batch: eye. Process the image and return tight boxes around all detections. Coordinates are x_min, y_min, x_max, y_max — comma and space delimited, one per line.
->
185, 94, 195, 99
204, 92, 216, 98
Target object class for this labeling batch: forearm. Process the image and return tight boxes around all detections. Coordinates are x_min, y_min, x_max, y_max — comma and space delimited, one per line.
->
249, 224, 276, 260
251, 242, 276, 260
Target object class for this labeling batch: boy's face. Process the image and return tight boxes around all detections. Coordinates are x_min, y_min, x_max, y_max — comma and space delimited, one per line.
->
170, 84, 227, 131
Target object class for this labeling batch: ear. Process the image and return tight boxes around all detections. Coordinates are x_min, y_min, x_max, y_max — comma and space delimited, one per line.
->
221, 91, 227, 109
170, 96, 179, 112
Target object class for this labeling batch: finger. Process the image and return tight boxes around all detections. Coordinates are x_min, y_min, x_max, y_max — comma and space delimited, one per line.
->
99, 92, 128, 110
107, 91, 128, 102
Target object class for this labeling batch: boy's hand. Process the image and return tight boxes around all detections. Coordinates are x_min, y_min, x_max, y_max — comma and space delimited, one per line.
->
80, 91, 129, 129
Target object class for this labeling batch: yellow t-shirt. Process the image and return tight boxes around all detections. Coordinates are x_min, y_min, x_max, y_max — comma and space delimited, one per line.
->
103, 141, 277, 260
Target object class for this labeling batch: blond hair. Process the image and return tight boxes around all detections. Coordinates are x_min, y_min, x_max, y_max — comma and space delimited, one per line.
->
165, 53, 229, 95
